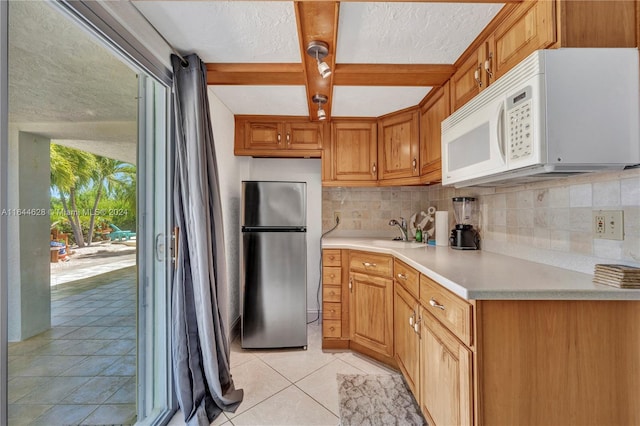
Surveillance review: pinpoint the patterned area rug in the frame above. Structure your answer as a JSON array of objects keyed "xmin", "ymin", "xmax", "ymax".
[{"xmin": 337, "ymin": 373, "xmax": 426, "ymax": 425}]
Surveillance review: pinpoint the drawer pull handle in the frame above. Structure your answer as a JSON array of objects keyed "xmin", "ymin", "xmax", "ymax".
[
  {"xmin": 429, "ymin": 298, "xmax": 445, "ymax": 310},
  {"xmin": 362, "ymin": 262, "xmax": 377, "ymax": 268},
  {"xmin": 397, "ymin": 273, "xmax": 407, "ymax": 280}
]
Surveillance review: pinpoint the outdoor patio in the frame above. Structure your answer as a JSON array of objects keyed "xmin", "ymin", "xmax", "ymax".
[{"xmin": 7, "ymin": 266, "xmax": 137, "ymax": 425}]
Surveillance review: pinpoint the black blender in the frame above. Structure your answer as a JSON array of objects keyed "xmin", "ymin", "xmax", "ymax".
[{"xmin": 450, "ymin": 197, "xmax": 480, "ymax": 250}]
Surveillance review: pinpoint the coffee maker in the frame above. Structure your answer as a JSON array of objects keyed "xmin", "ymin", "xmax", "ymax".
[{"xmin": 450, "ymin": 197, "xmax": 480, "ymax": 250}]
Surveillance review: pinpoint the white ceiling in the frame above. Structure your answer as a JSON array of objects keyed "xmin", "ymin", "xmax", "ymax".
[
  {"xmin": 332, "ymin": 86, "xmax": 432, "ymax": 117},
  {"xmin": 336, "ymin": 2, "xmax": 503, "ymax": 64},
  {"xmin": 133, "ymin": 1, "xmax": 504, "ymax": 117},
  {"xmin": 8, "ymin": 1, "xmax": 138, "ymax": 163},
  {"xmin": 9, "ymin": 1, "xmax": 506, "ymax": 144}
]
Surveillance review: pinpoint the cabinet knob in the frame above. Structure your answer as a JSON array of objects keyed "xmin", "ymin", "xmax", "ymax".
[
  {"xmin": 277, "ymin": 133, "xmax": 282, "ymax": 144},
  {"xmin": 429, "ymin": 298, "xmax": 445, "ymax": 310},
  {"xmin": 397, "ymin": 273, "xmax": 407, "ymax": 280},
  {"xmin": 372, "ymin": 162, "xmax": 377, "ymax": 176},
  {"xmin": 362, "ymin": 262, "xmax": 377, "ymax": 268},
  {"xmin": 412, "ymin": 157, "xmax": 417, "ymax": 170},
  {"xmin": 286, "ymin": 133, "xmax": 291, "ymax": 146}
]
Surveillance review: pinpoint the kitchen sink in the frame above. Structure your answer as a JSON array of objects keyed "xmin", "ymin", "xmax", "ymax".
[{"xmin": 371, "ymin": 239, "xmax": 425, "ymax": 249}]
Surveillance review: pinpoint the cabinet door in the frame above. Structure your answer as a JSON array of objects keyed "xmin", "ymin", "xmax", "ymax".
[
  {"xmin": 285, "ymin": 122, "xmax": 323, "ymax": 150},
  {"xmin": 450, "ymin": 45, "xmax": 486, "ymax": 112},
  {"xmin": 331, "ymin": 121, "xmax": 378, "ymax": 182},
  {"xmin": 349, "ymin": 272, "xmax": 393, "ymax": 357},
  {"xmin": 378, "ymin": 109, "xmax": 420, "ymax": 180},
  {"xmin": 420, "ymin": 309, "xmax": 473, "ymax": 426},
  {"xmin": 419, "ymin": 83, "xmax": 450, "ymax": 184},
  {"xmin": 488, "ymin": 0, "xmax": 555, "ymax": 82},
  {"xmin": 244, "ymin": 120, "xmax": 284, "ymax": 150},
  {"xmin": 394, "ymin": 283, "xmax": 420, "ymax": 398}
]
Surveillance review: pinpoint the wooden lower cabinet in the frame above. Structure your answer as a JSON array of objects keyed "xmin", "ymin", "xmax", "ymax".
[
  {"xmin": 393, "ymin": 283, "xmax": 420, "ymax": 397},
  {"xmin": 420, "ymin": 307, "xmax": 473, "ymax": 426},
  {"xmin": 349, "ymin": 271, "xmax": 394, "ymax": 358},
  {"xmin": 323, "ymin": 250, "xmax": 640, "ymax": 426},
  {"xmin": 476, "ymin": 300, "xmax": 640, "ymax": 426},
  {"xmin": 321, "ymin": 249, "xmax": 349, "ymax": 348}
]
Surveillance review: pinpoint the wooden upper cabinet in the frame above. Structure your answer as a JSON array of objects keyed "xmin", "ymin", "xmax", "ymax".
[
  {"xmin": 450, "ymin": 44, "xmax": 487, "ymax": 112},
  {"xmin": 329, "ymin": 120, "xmax": 378, "ymax": 183},
  {"xmin": 234, "ymin": 116, "xmax": 323, "ymax": 157},
  {"xmin": 487, "ymin": 0, "xmax": 555, "ymax": 83},
  {"xmin": 286, "ymin": 122, "xmax": 324, "ymax": 150},
  {"xmin": 377, "ymin": 109, "xmax": 420, "ymax": 183},
  {"xmin": 556, "ymin": 0, "xmax": 637, "ymax": 48},
  {"xmin": 244, "ymin": 120, "xmax": 283, "ymax": 150},
  {"xmin": 419, "ymin": 83, "xmax": 450, "ymax": 184}
]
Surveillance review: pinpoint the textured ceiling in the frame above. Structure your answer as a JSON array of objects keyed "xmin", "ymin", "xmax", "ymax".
[
  {"xmin": 132, "ymin": 1, "xmax": 301, "ymax": 63},
  {"xmin": 332, "ymin": 86, "xmax": 432, "ymax": 117},
  {"xmin": 8, "ymin": 1, "xmax": 138, "ymax": 162},
  {"xmin": 134, "ymin": 1, "xmax": 504, "ymax": 117},
  {"xmin": 210, "ymin": 85, "xmax": 309, "ymax": 116},
  {"xmin": 336, "ymin": 3, "xmax": 504, "ymax": 64}
]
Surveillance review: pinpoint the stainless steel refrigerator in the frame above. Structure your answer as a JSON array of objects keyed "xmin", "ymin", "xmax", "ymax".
[{"xmin": 240, "ymin": 181, "xmax": 307, "ymax": 349}]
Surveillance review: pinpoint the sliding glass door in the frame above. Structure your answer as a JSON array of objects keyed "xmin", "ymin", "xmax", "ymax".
[
  {"xmin": 1, "ymin": 2, "xmax": 175, "ymax": 424},
  {"xmin": 137, "ymin": 74, "xmax": 174, "ymax": 425}
]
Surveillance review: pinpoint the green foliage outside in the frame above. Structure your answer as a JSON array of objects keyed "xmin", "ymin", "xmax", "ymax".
[{"xmin": 50, "ymin": 143, "xmax": 136, "ymax": 246}]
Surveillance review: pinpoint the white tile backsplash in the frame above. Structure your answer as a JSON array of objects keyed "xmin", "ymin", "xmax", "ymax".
[
  {"xmin": 592, "ymin": 180, "xmax": 621, "ymax": 207},
  {"xmin": 323, "ymin": 167, "xmax": 640, "ymax": 273}
]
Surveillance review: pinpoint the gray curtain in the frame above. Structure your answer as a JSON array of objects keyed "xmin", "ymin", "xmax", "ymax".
[{"xmin": 171, "ymin": 53, "xmax": 243, "ymax": 425}]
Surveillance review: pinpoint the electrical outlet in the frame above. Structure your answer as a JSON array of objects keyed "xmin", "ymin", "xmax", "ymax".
[
  {"xmin": 593, "ymin": 210, "xmax": 624, "ymax": 240},
  {"xmin": 334, "ymin": 212, "xmax": 341, "ymax": 225}
]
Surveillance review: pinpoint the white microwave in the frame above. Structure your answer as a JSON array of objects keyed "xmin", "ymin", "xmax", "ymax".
[{"xmin": 442, "ymin": 48, "xmax": 640, "ymax": 188}]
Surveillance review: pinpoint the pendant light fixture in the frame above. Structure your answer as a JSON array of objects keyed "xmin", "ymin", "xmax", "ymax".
[
  {"xmin": 312, "ymin": 94, "xmax": 328, "ymax": 121},
  {"xmin": 306, "ymin": 41, "xmax": 332, "ymax": 79}
]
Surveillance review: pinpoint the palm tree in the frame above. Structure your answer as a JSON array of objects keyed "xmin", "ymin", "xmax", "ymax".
[
  {"xmin": 50, "ymin": 144, "xmax": 95, "ymax": 247},
  {"xmin": 86, "ymin": 157, "xmax": 136, "ymax": 245}
]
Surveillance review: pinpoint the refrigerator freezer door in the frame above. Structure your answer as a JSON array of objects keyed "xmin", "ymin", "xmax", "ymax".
[
  {"xmin": 241, "ymin": 230, "xmax": 307, "ymax": 348},
  {"xmin": 242, "ymin": 181, "xmax": 306, "ymax": 228}
]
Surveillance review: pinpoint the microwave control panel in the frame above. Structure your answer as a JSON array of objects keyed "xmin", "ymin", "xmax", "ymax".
[{"xmin": 507, "ymin": 86, "xmax": 533, "ymax": 162}]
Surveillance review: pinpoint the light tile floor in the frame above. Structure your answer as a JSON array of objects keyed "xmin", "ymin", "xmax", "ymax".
[
  {"xmin": 168, "ymin": 324, "xmax": 396, "ymax": 426},
  {"xmin": 8, "ymin": 266, "xmax": 137, "ymax": 426}
]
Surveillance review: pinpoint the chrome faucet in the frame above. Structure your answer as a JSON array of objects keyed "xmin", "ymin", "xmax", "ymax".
[{"xmin": 388, "ymin": 217, "xmax": 409, "ymax": 241}]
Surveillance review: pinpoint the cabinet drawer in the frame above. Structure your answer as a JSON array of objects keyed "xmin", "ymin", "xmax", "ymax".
[
  {"xmin": 394, "ymin": 259, "xmax": 419, "ymax": 299},
  {"xmin": 420, "ymin": 274, "xmax": 473, "ymax": 347},
  {"xmin": 323, "ymin": 302, "xmax": 341, "ymax": 320},
  {"xmin": 323, "ymin": 249, "xmax": 341, "ymax": 266},
  {"xmin": 323, "ymin": 319, "xmax": 342, "ymax": 338},
  {"xmin": 349, "ymin": 251, "xmax": 393, "ymax": 277},
  {"xmin": 323, "ymin": 267, "xmax": 342, "ymax": 285},
  {"xmin": 323, "ymin": 285, "xmax": 342, "ymax": 303}
]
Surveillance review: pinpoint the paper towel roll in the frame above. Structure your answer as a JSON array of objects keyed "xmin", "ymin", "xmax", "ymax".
[{"xmin": 435, "ymin": 211, "xmax": 449, "ymax": 246}]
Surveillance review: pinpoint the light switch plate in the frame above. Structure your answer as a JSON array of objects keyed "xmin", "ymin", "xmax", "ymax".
[{"xmin": 593, "ymin": 210, "xmax": 624, "ymax": 240}]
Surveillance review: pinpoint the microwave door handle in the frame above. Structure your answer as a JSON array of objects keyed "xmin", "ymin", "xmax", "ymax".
[{"xmin": 496, "ymin": 102, "xmax": 506, "ymax": 163}]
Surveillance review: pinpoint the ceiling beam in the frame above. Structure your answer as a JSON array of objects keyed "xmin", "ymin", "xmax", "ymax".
[
  {"xmin": 295, "ymin": 1, "xmax": 339, "ymax": 121},
  {"xmin": 206, "ymin": 63, "xmax": 305, "ymax": 85},
  {"xmin": 333, "ymin": 64, "xmax": 455, "ymax": 86}
]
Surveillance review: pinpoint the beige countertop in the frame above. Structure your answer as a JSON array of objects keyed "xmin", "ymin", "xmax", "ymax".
[{"xmin": 322, "ymin": 237, "xmax": 640, "ymax": 301}]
